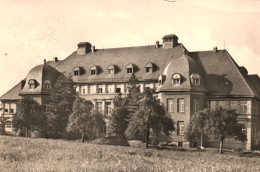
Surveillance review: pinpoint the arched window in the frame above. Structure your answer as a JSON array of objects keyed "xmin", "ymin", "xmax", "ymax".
[
  {"xmin": 43, "ymin": 80, "xmax": 52, "ymax": 90},
  {"xmin": 28, "ymin": 79, "xmax": 36, "ymax": 89},
  {"xmin": 90, "ymin": 65, "xmax": 98, "ymax": 75},
  {"xmin": 107, "ymin": 64, "xmax": 115, "ymax": 75},
  {"xmin": 172, "ymin": 74, "xmax": 181, "ymax": 85},
  {"xmin": 126, "ymin": 64, "xmax": 134, "ymax": 74},
  {"xmin": 190, "ymin": 73, "xmax": 200, "ymax": 85}
]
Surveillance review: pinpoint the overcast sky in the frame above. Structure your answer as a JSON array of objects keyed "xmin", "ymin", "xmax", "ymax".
[{"xmin": 0, "ymin": 0, "xmax": 259, "ymax": 97}]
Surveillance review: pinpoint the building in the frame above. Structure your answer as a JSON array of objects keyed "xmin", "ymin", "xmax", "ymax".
[{"xmin": 1, "ymin": 34, "xmax": 260, "ymax": 150}]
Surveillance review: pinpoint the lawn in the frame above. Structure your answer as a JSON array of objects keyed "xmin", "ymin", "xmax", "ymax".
[{"xmin": 0, "ymin": 135, "xmax": 259, "ymax": 172}]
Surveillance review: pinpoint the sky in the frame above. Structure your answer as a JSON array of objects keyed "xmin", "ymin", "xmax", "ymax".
[{"xmin": 0, "ymin": 0, "xmax": 259, "ymax": 97}]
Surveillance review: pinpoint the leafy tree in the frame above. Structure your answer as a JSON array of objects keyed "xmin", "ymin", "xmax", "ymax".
[
  {"xmin": 125, "ymin": 89, "xmax": 174, "ymax": 148},
  {"xmin": 13, "ymin": 96, "xmax": 47, "ymax": 137},
  {"xmin": 67, "ymin": 96, "xmax": 105, "ymax": 143},
  {"xmin": 186, "ymin": 109, "xmax": 210, "ymax": 148},
  {"xmin": 48, "ymin": 74, "xmax": 77, "ymax": 138},
  {"xmin": 110, "ymin": 93, "xmax": 129, "ymax": 138},
  {"xmin": 0, "ymin": 116, "xmax": 6, "ymax": 135}
]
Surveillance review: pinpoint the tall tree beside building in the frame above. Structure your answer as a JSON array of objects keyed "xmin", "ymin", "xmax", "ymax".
[
  {"xmin": 67, "ymin": 96, "xmax": 105, "ymax": 143},
  {"xmin": 48, "ymin": 75, "xmax": 77, "ymax": 138},
  {"xmin": 125, "ymin": 89, "xmax": 174, "ymax": 148},
  {"xmin": 110, "ymin": 93, "xmax": 129, "ymax": 138},
  {"xmin": 13, "ymin": 96, "xmax": 47, "ymax": 137},
  {"xmin": 185, "ymin": 109, "xmax": 210, "ymax": 148},
  {"xmin": 207, "ymin": 107, "xmax": 246, "ymax": 154}
]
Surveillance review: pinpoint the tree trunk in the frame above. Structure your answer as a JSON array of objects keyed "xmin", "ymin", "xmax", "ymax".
[
  {"xmin": 219, "ymin": 139, "xmax": 224, "ymax": 154},
  {"xmin": 26, "ymin": 127, "xmax": 28, "ymax": 138},
  {"xmin": 200, "ymin": 133, "xmax": 203, "ymax": 148},
  {"xmin": 81, "ymin": 132, "xmax": 85, "ymax": 143},
  {"xmin": 146, "ymin": 122, "xmax": 150, "ymax": 149}
]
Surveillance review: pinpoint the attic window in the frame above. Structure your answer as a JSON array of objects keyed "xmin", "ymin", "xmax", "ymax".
[
  {"xmin": 28, "ymin": 79, "xmax": 36, "ymax": 89},
  {"xmin": 43, "ymin": 80, "xmax": 51, "ymax": 90},
  {"xmin": 190, "ymin": 73, "xmax": 200, "ymax": 85},
  {"xmin": 90, "ymin": 65, "xmax": 98, "ymax": 75},
  {"xmin": 73, "ymin": 67, "xmax": 81, "ymax": 76},
  {"xmin": 126, "ymin": 64, "xmax": 134, "ymax": 74},
  {"xmin": 172, "ymin": 74, "xmax": 181, "ymax": 85},
  {"xmin": 144, "ymin": 62, "xmax": 153, "ymax": 73},
  {"xmin": 107, "ymin": 64, "xmax": 115, "ymax": 74}
]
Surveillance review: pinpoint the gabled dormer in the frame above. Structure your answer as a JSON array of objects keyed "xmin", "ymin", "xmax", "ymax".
[
  {"xmin": 144, "ymin": 62, "xmax": 154, "ymax": 73},
  {"xmin": 90, "ymin": 65, "xmax": 98, "ymax": 75},
  {"xmin": 107, "ymin": 64, "xmax": 116, "ymax": 75},
  {"xmin": 126, "ymin": 63, "xmax": 134, "ymax": 74}
]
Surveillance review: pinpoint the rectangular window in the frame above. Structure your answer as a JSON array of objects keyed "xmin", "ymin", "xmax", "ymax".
[
  {"xmin": 167, "ymin": 99, "xmax": 174, "ymax": 112},
  {"xmin": 44, "ymin": 105, "xmax": 50, "ymax": 113},
  {"xmin": 98, "ymin": 85, "xmax": 103, "ymax": 94},
  {"xmin": 10, "ymin": 109, "xmax": 14, "ymax": 114},
  {"xmin": 230, "ymin": 101, "xmax": 238, "ymax": 112},
  {"xmin": 91, "ymin": 70, "xmax": 96, "ymax": 75},
  {"xmin": 240, "ymin": 101, "xmax": 248, "ymax": 114},
  {"xmin": 108, "ymin": 69, "xmax": 114, "ymax": 74},
  {"xmin": 210, "ymin": 101, "xmax": 218, "ymax": 110},
  {"xmin": 89, "ymin": 85, "xmax": 96, "ymax": 94},
  {"xmin": 193, "ymin": 99, "xmax": 199, "ymax": 113},
  {"xmin": 145, "ymin": 67, "xmax": 152, "ymax": 73},
  {"xmin": 96, "ymin": 102, "xmax": 103, "ymax": 113},
  {"xmin": 218, "ymin": 101, "xmax": 227, "ymax": 109},
  {"xmin": 74, "ymin": 70, "xmax": 79, "ymax": 76},
  {"xmin": 105, "ymin": 102, "xmax": 112, "ymax": 116},
  {"xmin": 107, "ymin": 85, "xmax": 113, "ymax": 93},
  {"xmin": 144, "ymin": 83, "xmax": 151, "ymax": 90},
  {"xmin": 127, "ymin": 68, "xmax": 133, "ymax": 74},
  {"xmin": 4, "ymin": 109, "xmax": 8, "ymax": 113},
  {"xmin": 178, "ymin": 99, "xmax": 185, "ymax": 112},
  {"xmin": 177, "ymin": 121, "xmax": 184, "ymax": 135},
  {"xmin": 116, "ymin": 88, "xmax": 121, "ymax": 93}
]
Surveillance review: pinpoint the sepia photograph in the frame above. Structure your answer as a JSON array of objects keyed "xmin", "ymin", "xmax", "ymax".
[{"xmin": 0, "ymin": 0, "xmax": 260, "ymax": 171}]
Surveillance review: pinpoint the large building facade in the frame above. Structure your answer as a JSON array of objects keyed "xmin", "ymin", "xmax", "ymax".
[{"xmin": 1, "ymin": 34, "xmax": 260, "ymax": 150}]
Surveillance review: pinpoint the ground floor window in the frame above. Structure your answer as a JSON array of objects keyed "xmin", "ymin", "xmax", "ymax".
[{"xmin": 177, "ymin": 121, "xmax": 184, "ymax": 135}]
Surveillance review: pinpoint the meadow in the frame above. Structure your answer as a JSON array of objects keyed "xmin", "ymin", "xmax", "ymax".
[{"xmin": 0, "ymin": 135, "xmax": 260, "ymax": 172}]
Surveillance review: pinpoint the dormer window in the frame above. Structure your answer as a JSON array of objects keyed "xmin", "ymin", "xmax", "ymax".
[
  {"xmin": 158, "ymin": 75, "xmax": 163, "ymax": 86},
  {"xmin": 73, "ymin": 67, "xmax": 81, "ymax": 76},
  {"xmin": 144, "ymin": 62, "xmax": 153, "ymax": 73},
  {"xmin": 90, "ymin": 65, "xmax": 98, "ymax": 75},
  {"xmin": 43, "ymin": 80, "xmax": 51, "ymax": 90},
  {"xmin": 126, "ymin": 64, "xmax": 134, "ymax": 74},
  {"xmin": 190, "ymin": 73, "xmax": 200, "ymax": 85},
  {"xmin": 107, "ymin": 64, "xmax": 115, "ymax": 75},
  {"xmin": 28, "ymin": 79, "xmax": 36, "ymax": 89},
  {"xmin": 172, "ymin": 74, "xmax": 181, "ymax": 85}
]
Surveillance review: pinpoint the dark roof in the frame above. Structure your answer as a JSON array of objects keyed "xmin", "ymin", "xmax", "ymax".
[
  {"xmin": 190, "ymin": 50, "xmax": 259, "ymax": 98},
  {"xmin": 162, "ymin": 34, "xmax": 178, "ymax": 39},
  {"xmin": 46, "ymin": 60, "xmax": 63, "ymax": 68},
  {"xmin": 247, "ymin": 75, "xmax": 260, "ymax": 97},
  {"xmin": 77, "ymin": 42, "xmax": 92, "ymax": 46},
  {"xmin": 0, "ymin": 82, "xmax": 22, "ymax": 101},
  {"xmin": 54, "ymin": 44, "xmax": 186, "ymax": 83}
]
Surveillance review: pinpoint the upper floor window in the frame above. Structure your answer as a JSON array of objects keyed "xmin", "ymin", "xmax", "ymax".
[
  {"xmin": 126, "ymin": 64, "xmax": 134, "ymax": 74},
  {"xmin": 172, "ymin": 74, "xmax": 181, "ymax": 85},
  {"xmin": 193, "ymin": 99, "xmax": 199, "ymax": 113},
  {"xmin": 89, "ymin": 85, "xmax": 96, "ymax": 94},
  {"xmin": 190, "ymin": 73, "xmax": 200, "ymax": 85},
  {"xmin": 98, "ymin": 85, "xmax": 103, "ymax": 94},
  {"xmin": 107, "ymin": 85, "xmax": 113, "ymax": 93},
  {"xmin": 107, "ymin": 64, "xmax": 115, "ymax": 75},
  {"xmin": 178, "ymin": 98, "xmax": 185, "ymax": 112},
  {"xmin": 144, "ymin": 62, "xmax": 153, "ymax": 73},
  {"xmin": 167, "ymin": 99, "xmax": 174, "ymax": 112},
  {"xmin": 177, "ymin": 121, "xmax": 184, "ymax": 135},
  {"xmin": 43, "ymin": 80, "xmax": 51, "ymax": 90},
  {"xmin": 90, "ymin": 65, "xmax": 98, "ymax": 75},
  {"xmin": 28, "ymin": 79, "xmax": 36, "ymax": 89}
]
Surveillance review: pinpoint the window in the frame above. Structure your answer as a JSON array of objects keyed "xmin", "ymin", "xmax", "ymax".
[
  {"xmin": 43, "ymin": 80, "xmax": 51, "ymax": 90},
  {"xmin": 210, "ymin": 101, "xmax": 218, "ymax": 110},
  {"xmin": 28, "ymin": 79, "xmax": 36, "ymax": 89},
  {"xmin": 144, "ymin": 83, "xmax": 150, "ymax": 90},
  {"xmin": 74, "ymin": 70, "xmax": 79, "ymax": 76},
  {"xmin": 167, "ymin": 99, "xmax": 174, "ymax": 112},
  {"xmin": 158, "ymin": 75, "xmax": 163, "ymax": 86},
  {"xmin": 96, "ymin": 102, "xmax": 102, "ymax": 113},
  {"xmin": 127, "ymin": 68, "xmax": 133, "ymax": 74},
  {"xmin": 144, "ymin": 62, "xmax": 153, "ymax": 73},
  {"xmin": 10, "ymin": 109, "xmax": 14, "ymax": 114},
  {"xmin": 105, "ymin": 102, "xmax": 112, "ymax": 116},
  {"xmin": 5, "ymin": 121, "xmax": 12, "ymax": 128},
  {"xmin": 116, "ymin": 88, "xmax": 121, "ymax": 93},
  {"xmin": 44, "ymin": 105, "xmax": 50, "ymax": 113},
  {"xmin": 107, "ymin": 85, "xmax": 113, "ymax": 93},
  {"xmin": 98, "ymin": 85, "xmax": 103, "ymax": 94},
  {"xmin": 172, "ymin": 74, "xmax": 181, "ymax": 85},
  {"xmin": 73, "ymin": 67, "xmax": 81, "ymax": 76},
  {"xmin": 178, "ymin": 99, "xmax": 185, "ymax": 112},
  {"xmin": 190, "ymin": 73, "xmax": 200, "ymax": 85},
  {"xmin": 240, "ymin": 101, "xmax": 248, "ymax": 114},
  {"xmin": 4, "ymin": 109, "xmax": 8, "ymax": 113},
  {"xmin": 145, "ymin": 67, "xmax": 152, "ymax": 73},
  {"xmin": 91, "ymin": 70, "xmax": 96, "ymax": 75},
  {"xmin": 193, "ymin": 99, "xmax": 199, "ymax": 113},
  {"xmin": 108, "ymin": 69, "xmax": 114, "ymax": 74},
  {"xmin": 177, "ymin": 121, "xmax": 184, "ymax": 135},
  {"xmin": 126, "ymin": 64, "xmax": 134, "ymax": 74},
  {"xmin": 82, "ymin": 88, "xmax": 86, "ymax": 94},
  {"xmin": 90, "ymin": 65, "xmax": 98, "ymax": 75},
  {"xmin": 89, "ymin": 85, "xmax": 96, "ymax": 94}
]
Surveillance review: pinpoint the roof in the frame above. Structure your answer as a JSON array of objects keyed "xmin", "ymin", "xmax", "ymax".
[
  {"xmin": 190, "ymin": 50, "xmax": 259, "ymax": 98},
  {"xmin": 77, "ymin": 42, "xmax": 92, "ymax": 46},
  {"xmin": 162, "ymin": 34, "xmax": 178, "ymax": 39},
  {"xmin": 0, "ymin": 82, "xmax": 22, "ymax": 101},
  {"xmin": 46, "ymin": 60, "xmax": 63, "ymax": 68},
  {"xmin": 54, "ymin": 44, "xmax": 186, "ymax": 83}
]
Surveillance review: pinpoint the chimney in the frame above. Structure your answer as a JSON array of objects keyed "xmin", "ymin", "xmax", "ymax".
[
  {"xmin": 91, "ymin": 46, "xmax": 95, "ymax": 53},
  {"xmin": 44, "ymin": 59, "xmax": 46, "ymax": 64},
  {"xmin": 162, "ymin": 34, "xmax": 179, "ymax": 49},
  {"xmin": 54, "ymin": 57, "xmax": 58, "ymax": 62},
  {"xmin": 155, "ymin": 41, "xmax": 159, "ymax": 48},
  {"xmin": 77, "ymin": 42, "xmax": 92, "ymax": 55},
  {"xmin": 213, "ymin": 46, "xmax": 218, "ymax": 52}
]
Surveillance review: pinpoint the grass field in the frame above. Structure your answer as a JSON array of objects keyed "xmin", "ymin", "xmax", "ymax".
[{"xmin": 0, "ymin": 135, "xmax": 260, "ymax": 172}]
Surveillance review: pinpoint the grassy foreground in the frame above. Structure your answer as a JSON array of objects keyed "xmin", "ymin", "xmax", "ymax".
[{"xmin": 0, "ymin": 136, "xmax": 260, "ymax": 172}]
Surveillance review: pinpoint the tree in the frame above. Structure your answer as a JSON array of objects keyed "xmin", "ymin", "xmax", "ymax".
[
  {"xmin": 67, "ymin": 96, "xmax": 105, "ymax": 143},
  {"xmin": 48, "ymin": 75, "xmax": 77, "ymax": 138},
  {"xmin": 13, "ymin": 96, "xmax": 47, "ymax": 137},
  {"xmin": 186, "ymin": 109, "xmax": 210, "ymax": 148},
  {"xmin": 125, "ymin": 89, "xmax": 174, "ymax": 148},
  {"xmin": 207, "ymin": 107, "xmax": 246, "ymax": 154},
  {"xmin": 110, "ymin": 93, "xmax": 129, "ymax": 138}
]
